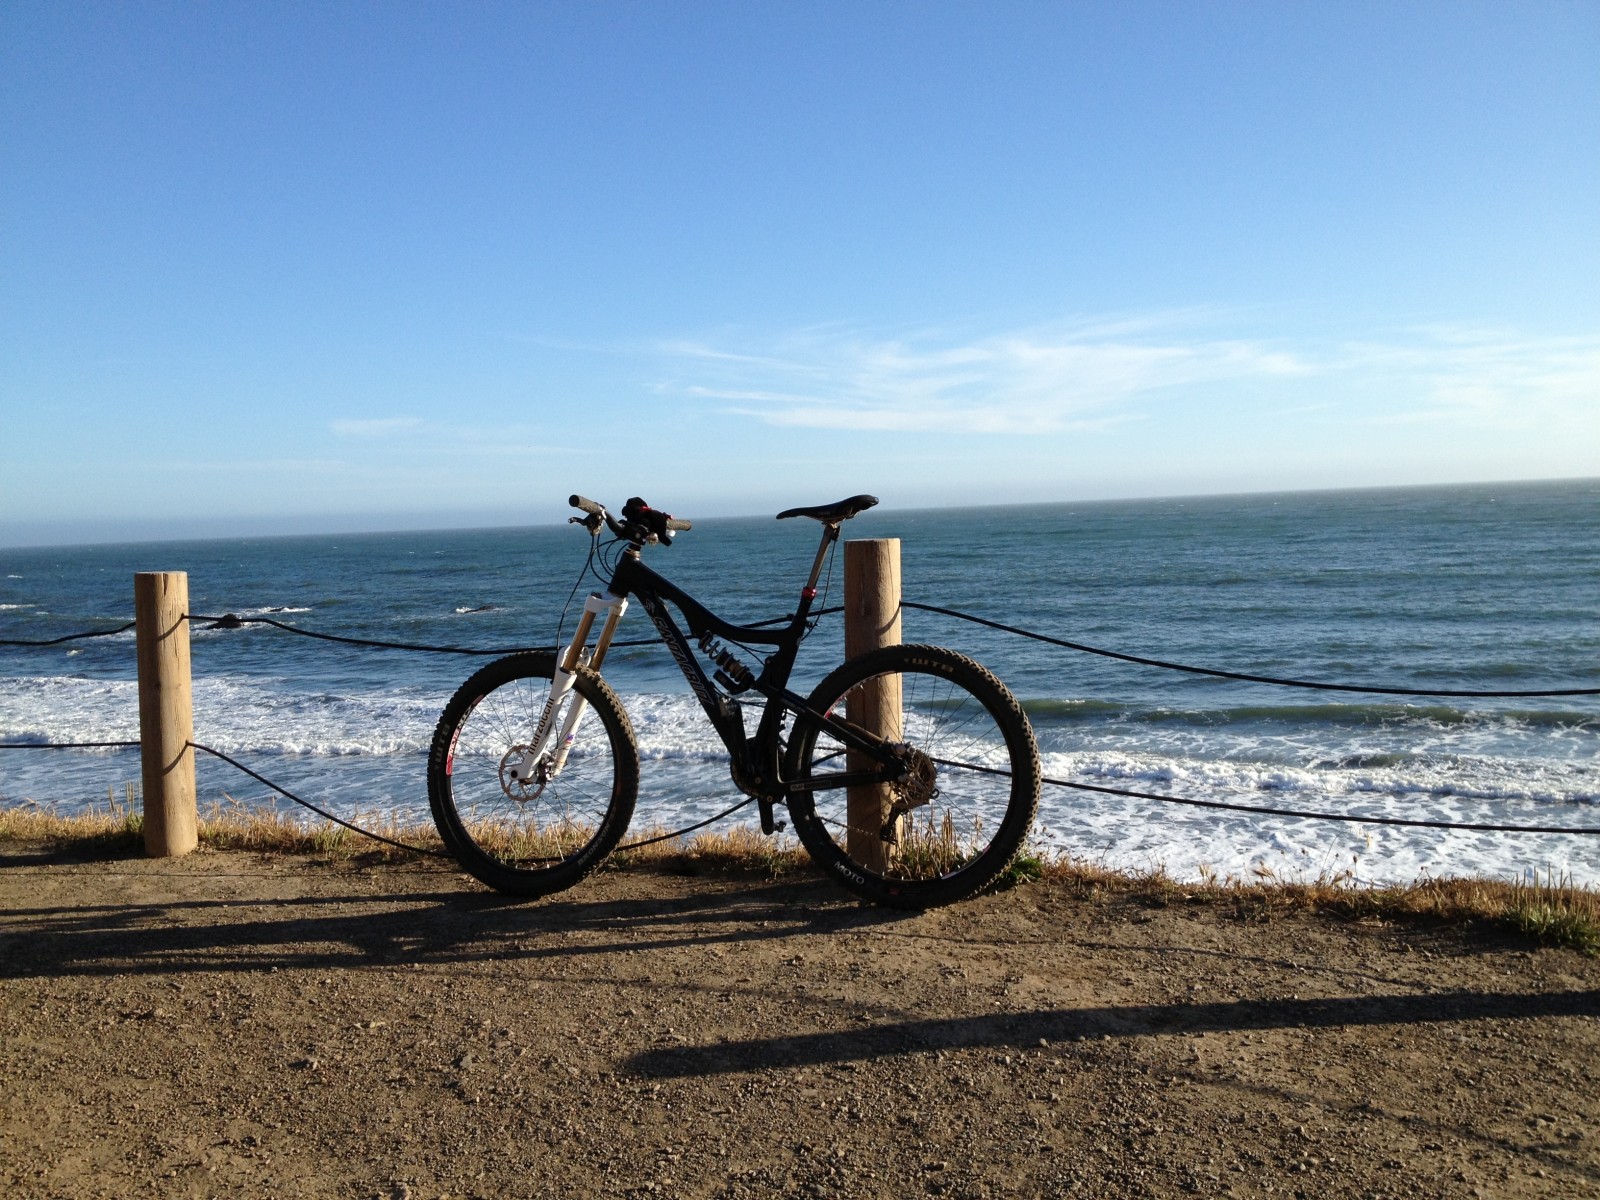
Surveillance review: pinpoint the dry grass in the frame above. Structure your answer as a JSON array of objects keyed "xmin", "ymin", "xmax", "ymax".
[
  {"xmin": 613, "ymin": 822, "xmax": 811, "ymax": 880},
  {"xmin": 3, "ymin": 801, "xmax": 1596, "ymax": 953},
  {"xmin": 0, "ymin": 786, "xmax": 149, "ymax": 853},
  {"xmin": 0, "ymin": 792, "xmax": 447, "ymax": 863},
  {"xmin": 1027, "ymin": 853, "xmax": 1600, "ymax": 954}
]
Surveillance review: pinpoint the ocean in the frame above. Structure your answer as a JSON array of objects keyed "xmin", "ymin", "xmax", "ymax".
[{"xmin": 3, "ymin": 479, "xmax": 1597, "ymax": 886}]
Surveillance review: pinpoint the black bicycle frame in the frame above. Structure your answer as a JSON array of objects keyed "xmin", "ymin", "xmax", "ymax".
[{"xmin": 599, "ymin": 544, "xmax": 901, "ymax": 831}]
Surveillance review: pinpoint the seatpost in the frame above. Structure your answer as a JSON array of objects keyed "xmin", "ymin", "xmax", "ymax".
[{"xmin": 801, "ymin": 523, "xmax": 841, "ymax": 600}]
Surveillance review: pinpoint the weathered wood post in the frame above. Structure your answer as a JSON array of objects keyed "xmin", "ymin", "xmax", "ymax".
[
  {"xmin": 843, "ymin": 539, "xmax": 902, "ymax": 873},
  {"xmin": 135, "ymin": 571, "xmax": 197, "ymax": 857}
]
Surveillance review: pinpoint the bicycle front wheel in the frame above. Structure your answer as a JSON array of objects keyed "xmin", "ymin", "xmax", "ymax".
[
  {"xmin": 428, "ymin": 652, "xmax": 639, "ymax": 898},
  {"xmin": 784, "ymin": 643, "xmax": 1040, "ymax": 909}
]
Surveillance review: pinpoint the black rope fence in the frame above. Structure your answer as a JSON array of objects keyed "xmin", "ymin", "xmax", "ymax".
[
  {"xmin": 13, "ymin": 603, "xmax": 1597, "ymax": 696},
  {"xmin": 188, "ymin": 741, "xmax": 448, "ymax": 858},
  {"xmin": 190, "ymin": 613, "xmax": 565, "ymax": 656},
  {"xmin": 184, "ymin": 609, "xmax": 829, "ymax": 655},
  {"xmin": 1041, "ymin": 773, "xmax": 1600, "ymax": 836},
  {"xmin": 904, "ymin": 601, "xmax": 1600, "ymax": 698},
  {"xmin": 615, "ymin": 797, "xmax": 757, "ymax": 852},
  {"xmin": 192, "ymin": 741, "xmax": 756, "ymax": 856},
  {"xmin": 0, "ymin": 741, "xmax": 139, "ymax": 750},
  {"xmin": 5, "ymin": 600, "xmax": 1598, "ymax": 849},
  {"xmin": 0, "ymin": 622, "xmax": 135, "ymax": 647}
]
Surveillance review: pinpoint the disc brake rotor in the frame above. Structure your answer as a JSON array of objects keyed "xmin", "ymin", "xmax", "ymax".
[{"xmin": 499, "ymin": 745, "xmax": 549, "ymax": 802}]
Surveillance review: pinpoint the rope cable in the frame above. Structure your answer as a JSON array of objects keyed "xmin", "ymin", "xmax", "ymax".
[
  {"xmin": 1042, "ymin": 773, "xmax": 1600, "ymax": 836},
  {"xmin": 0, "ymin": 622, "xmax": 135, "ymax": 647},
  {"xmin": 903, "ymin": 601, "xmax": 1600, "ymax": 698},
  {"xmin": 0, "ymin": 740, "xmax": 140, "ymax": 750},
  {"xmin": 186, "ymin": 614, "xmax": 553, "ymax": 656},
  {"xmin": 0, "ymin": 740, "xmax": 759, "ymax": 858},
  {"xmin": 5, "ymin": 601, "xmax": 1592, "ymax": 697},
  {"xmin": 184, "ymin": 614, "xmax": 665, "ymax": 655},
  {"xmin": 929, "ymin": 755, "xmax": 1600, "ymax": 836},
  {"xmin": 615, "ymin": 797, "xmax": 757, "ymax": 852},
  {"xmin": 4, "ymin": 740, "xmax": 1596, "ymax": 844},
  {"xmin": 187, "ymin": 741, "xmax": 450, "ymax": 858}
]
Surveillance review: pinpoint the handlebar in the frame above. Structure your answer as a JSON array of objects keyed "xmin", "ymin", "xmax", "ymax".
[{"xmin": 568, "ymin": 495, "xmax": 691, "ymax": 544}]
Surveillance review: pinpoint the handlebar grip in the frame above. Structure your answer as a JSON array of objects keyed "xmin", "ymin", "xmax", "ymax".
[
  {"xmin": 665, "ymin": 518, "xmax": 692, "ymax": 532},
  {"xmin": 569, "ymin": 494, "xmax": 604, "ymax": 516}
]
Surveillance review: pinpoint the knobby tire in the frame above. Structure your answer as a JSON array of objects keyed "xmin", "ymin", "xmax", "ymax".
[
  {"xmin": 784, "ymin": 644, "xmax": 1041, "ymax": 909},
  {"xmin": 428, "ymin": 652, "xmax": 639, "ymax": 898}
]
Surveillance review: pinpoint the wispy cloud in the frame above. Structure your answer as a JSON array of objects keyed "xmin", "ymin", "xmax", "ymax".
[
  {"xmin": 1342, "ymin": 326, "xmax": 1600, "ymax": 429},
  {"xmin": 654, "ymin": 319, "xmax": 1310, "ymax": 433},
  {"xmin": 652, "ymin": 318, "xmax": 1600, "ymax": 437}
]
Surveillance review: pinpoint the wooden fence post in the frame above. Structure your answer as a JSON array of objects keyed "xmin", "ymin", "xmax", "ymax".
[
  {"xmin": 843, "ymin": 539, "xmax": 902, "ymax": 873},
  {"xmin": 135, "ymin": 572, "xmax": 197, "ymax": 857}
]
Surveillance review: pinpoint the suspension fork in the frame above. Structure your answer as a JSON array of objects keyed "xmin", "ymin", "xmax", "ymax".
[{"xmin": 531, "ymin": 591, "xmax": 628, "ymax": 774}]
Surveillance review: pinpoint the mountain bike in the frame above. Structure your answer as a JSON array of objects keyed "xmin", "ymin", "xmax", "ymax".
[{"xmin": 427, "ymin": 494, "xmax": 1040, "ymax": 909}]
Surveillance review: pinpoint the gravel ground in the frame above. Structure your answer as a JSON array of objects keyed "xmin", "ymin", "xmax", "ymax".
[{"xmin": 2, "ymin": 844, "xmax": 1597, "ymax": 1199}]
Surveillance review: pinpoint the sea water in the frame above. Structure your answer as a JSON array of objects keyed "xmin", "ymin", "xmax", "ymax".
[{"xmin": 3, "ymin": 480, "xmax": 1597, "ymax": 886}]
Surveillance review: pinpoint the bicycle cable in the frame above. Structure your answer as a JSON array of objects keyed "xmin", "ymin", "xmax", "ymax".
[
  {"xmin": 804, "ymin": 536, "xmax": 839, "ymax": 641},
  {"xmin": 552, "ymin": 533, "xmax": 599, "ymax": 654}
]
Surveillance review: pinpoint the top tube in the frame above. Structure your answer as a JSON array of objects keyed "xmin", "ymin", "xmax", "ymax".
[{"xmin": 607, "ymin": 552, "xmax": 802, "ymax": 648}]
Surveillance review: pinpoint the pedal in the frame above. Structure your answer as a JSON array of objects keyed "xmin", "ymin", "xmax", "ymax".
[{"xmin": 756, "ymin": 796, "xmax": 786, "ymax": 835}]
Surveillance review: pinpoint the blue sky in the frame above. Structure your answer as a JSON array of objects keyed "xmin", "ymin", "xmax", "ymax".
[{"xmin": 2, "ymin": 1, "xmax": 1597, "ymax": 545}]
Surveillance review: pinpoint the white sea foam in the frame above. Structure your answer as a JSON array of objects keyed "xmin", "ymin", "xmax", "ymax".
[
  {"xmin": 0, "ymin": 673, "xmax": 440, "ymax": 755},
  {"xmin": 1031, "ymin": 748, "xmax": 1600, "ymax": 885},
  {"xmin": 4, "ymin": 671, "xmax": 1598, "ymax": 886}
]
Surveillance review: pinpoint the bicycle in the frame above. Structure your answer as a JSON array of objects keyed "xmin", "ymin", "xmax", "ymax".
[{"xmin": 427, "ymin": 494, "xmax": 1041, "ymax": 909}]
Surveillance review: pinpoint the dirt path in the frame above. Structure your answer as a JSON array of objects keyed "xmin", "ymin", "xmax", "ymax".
[{"xmin": 1, "ymin": 845, "xmax": 1597, "ymax": 1199}]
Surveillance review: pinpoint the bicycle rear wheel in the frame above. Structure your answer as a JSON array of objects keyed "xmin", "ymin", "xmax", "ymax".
[
  {"xmin": 428, "ymin": 652, "xmax": 639, "ymax": 898},
  {"xmin": 784, "ymin": 643, "xmax": 1040, "ymax": 909}
]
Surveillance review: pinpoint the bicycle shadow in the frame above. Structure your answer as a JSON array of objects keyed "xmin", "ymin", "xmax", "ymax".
[{"xmin": 0, "ymin": 866, "xmax": 903, "ymax": 982}]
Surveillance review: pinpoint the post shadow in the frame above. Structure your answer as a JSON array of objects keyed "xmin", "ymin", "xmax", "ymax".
[{"xmin": 625, "ymin": 987, "xmax": 1600, "ymax": 1077}]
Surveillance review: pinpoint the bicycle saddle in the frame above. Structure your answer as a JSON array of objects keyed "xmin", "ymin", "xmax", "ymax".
[{"xmin": 775, "ymin": 494, "xmax": 879, "ymax": 523}]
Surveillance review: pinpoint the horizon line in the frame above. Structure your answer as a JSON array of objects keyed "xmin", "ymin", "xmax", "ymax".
[{"xmin": 3, "ymin": 474, "xmax": 1596, "ymax": 553}]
